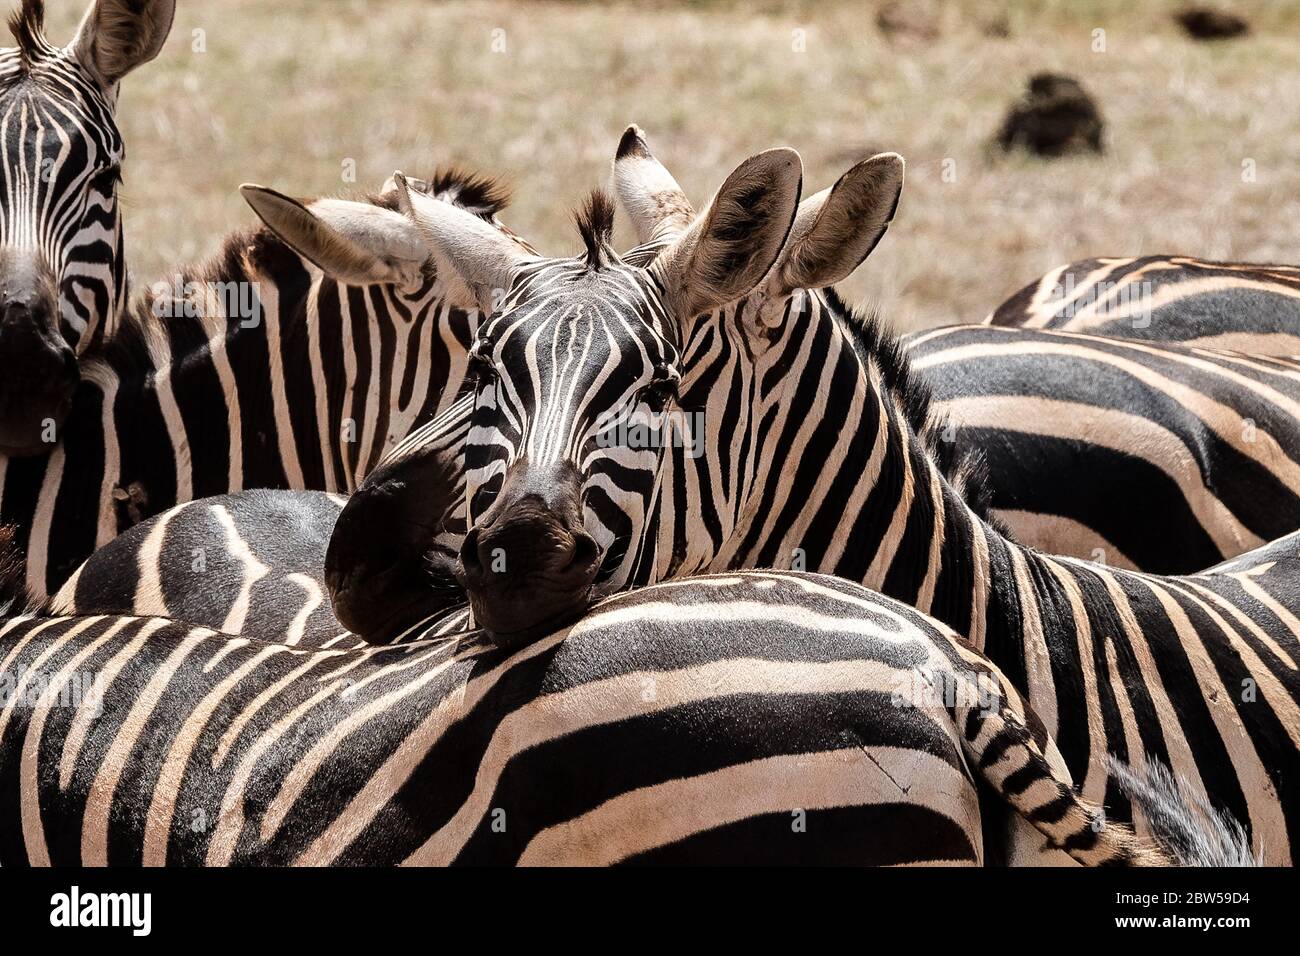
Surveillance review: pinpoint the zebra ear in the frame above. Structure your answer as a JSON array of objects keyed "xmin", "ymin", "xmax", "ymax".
[
  {"xmin": 392, "ymin": 172, "xmax": 532, "ymax": 314},
  {"xmin": 380, "ymin": 174, "xmax": 431, "ymax": 198},
  {"xmin": 240, "ymin": 185, "xmax": 428, "ymax": 287},
  {"xmin": 69, "ymin": 0, "xmax": 177, "ymax": 87},
  {"xmin": 769, "ymin": 153, "xmax": 904, "ymax": 297},
  {"xmin": 655, "ymin": 148, "xmax": 803, "ymax": 320},
  {"xmin": 610, "ymin": 125, "xmax": 695, "ymax": 245}
]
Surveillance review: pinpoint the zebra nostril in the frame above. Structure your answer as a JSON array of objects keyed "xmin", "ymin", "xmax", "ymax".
[
  {"xmin": 0, "ymin": 302, "xmax": 31, "ymax": 329},
  {"xmin": 568, "ymin": 533, "xmax": 601, "ymax": 573},
  {"xmin": 460, "ymin": 528, "xmax": 484, "ymax": 573}
]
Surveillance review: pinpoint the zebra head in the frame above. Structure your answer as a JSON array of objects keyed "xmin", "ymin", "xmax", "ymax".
[
  {"xmin": 392, "ymin": 142, "xmax": 805, "ymax": 641},
  {"xmin": 0, "ymin": 0, "xmax": 174, "ymax": 456}
]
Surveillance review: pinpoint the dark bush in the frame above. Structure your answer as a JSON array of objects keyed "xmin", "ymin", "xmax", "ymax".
[{"xmin": 997, "ymin": 73, "xmax": 1104, "ymax": 158}]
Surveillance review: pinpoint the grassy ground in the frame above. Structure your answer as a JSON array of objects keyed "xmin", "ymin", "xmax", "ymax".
[{"xmin": 38, "ymin": 0, "xmax": 1300, "ymax": 331}]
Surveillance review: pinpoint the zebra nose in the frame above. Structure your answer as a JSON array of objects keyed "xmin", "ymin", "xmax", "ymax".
[
  {"xmin": 460, "ymin": 506, "xmax": 602, "ymax": 587},
  {"xmin": 0, "ymin": 303, "xmax": 75, "ymax": 381},
  {"xmin": 0, "ymin": 299, "xmax": 42, "ymax": 328},
  {"xmin": 457, "ymin": 492, "xmax": 604, "ymax": 647}
]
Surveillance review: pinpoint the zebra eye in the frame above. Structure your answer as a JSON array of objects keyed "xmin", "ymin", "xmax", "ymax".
[
  {"xmin": 645, "ymin": 366, "xmax": 680, "ymax": 403},
  {"xmin": 89, "ymin": 164, "xmax": 123, "ymax": 191}
]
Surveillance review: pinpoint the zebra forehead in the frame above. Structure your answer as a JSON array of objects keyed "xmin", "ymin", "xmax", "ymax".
[
  {"xmin": 0, "ymin": 85, "xmax": 122, "ymax": 172},
  {"xmin": 496, "ymin": 281, "xmax": 676, "ymax": 359},
  {"xmin": 502, "ymin": 259, "xmax": 673, "ymax": 332},
  {"xmin": 0, "ymin": 49, "xmax": 118, "ymax": 133}
]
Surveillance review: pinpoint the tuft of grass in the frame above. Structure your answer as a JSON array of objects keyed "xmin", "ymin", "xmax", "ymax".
[{"xmin": 38, "ymin": 0, "xmax": 1300, "ymax": 331}]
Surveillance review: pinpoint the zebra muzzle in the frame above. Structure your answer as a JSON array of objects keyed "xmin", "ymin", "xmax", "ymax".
[{"xmin": 458, "ymin": 507, "xmax": 603, "ymax": 647}]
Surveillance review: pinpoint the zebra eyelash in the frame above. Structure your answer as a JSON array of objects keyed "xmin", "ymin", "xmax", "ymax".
[
  {"xmin": 87, "ymin": 163, "xmax": 123, "ymax": 192},
  {"xmin": 643, "ymin": 365, "xmax": 680, "ymax": 405}
]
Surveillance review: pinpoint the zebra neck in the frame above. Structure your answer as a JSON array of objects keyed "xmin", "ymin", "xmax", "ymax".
[{"xmin": 674, "ymin": 309, "xmax": 1001, "ymax": 644}]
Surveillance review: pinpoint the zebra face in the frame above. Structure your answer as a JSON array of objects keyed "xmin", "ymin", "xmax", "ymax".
[
  {"xmin": 393, "ymin": 148, "xmax": 804, "ymax": 640},
  {"xmin": 457, "ymin": 258, "xmax": 683, "ymax": 639},
  {"xmin": 0, "ymin": 0, "xmax": 176, "ymax": 456}
]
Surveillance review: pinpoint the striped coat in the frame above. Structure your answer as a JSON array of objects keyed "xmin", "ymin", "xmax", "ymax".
[
  {"xmin": 1, "ymin": 172, "xmax": 509, "ymax": 597},
  {"xmin": 905, "ymin": 324, "xmax": 1300, "ymax": 572},
  {"xmin": 392, "ymin": 131, "xmax": 1300, "ymax": 862},
  {"xmin": 0, "ymin": 565, "xmax": 1183, "ymax": 866},
  {"xmin": 988, "ymin": 255, "xmax": 1300, "ymax": 355}
]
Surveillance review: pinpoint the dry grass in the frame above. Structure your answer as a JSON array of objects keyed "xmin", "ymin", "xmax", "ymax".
[{"xmin": 36, "ymin": 0, "xmax": 1300, "ymax": 331}]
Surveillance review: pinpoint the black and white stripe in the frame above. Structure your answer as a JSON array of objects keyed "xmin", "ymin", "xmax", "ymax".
[
  {"xmin": 988, "ymin": 255, "xmax": 1300, "ymax": 355},
  {"xmin": 905, "ymin": 323, "xmax": 1300, "ymax": 572},
  {"xmin": 50, "ymin": 394, "xmax": 477, "ymax": 646},
  {"xmin": 52, "ymin": 488, "xmax": 351, "ymax": 645},
  {"xmin": 394, "ymin": 129, "xmax": 1299, "ymax": 862},
  {"xmin": 0, "ymin": 538, "xmax": 1190, "ymax": 867}
]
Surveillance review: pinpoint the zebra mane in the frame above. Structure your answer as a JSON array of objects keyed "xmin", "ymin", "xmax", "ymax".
[
  {"xmin": 419, "ymin": 166, "xmax": 512, "ymax": 221},
  {"xmin": 7, "ymin": 0, "xmax": 49, "ymax": 70},
  {"xmin": 0, "ymin": 524, "xmax": 31, "ymax": 618},
  {"xmin": 823, "ymin": 287, "xmax": 1002, "ymax": 526},
  {"xmin": 573, "ymin": 189, "xmax": 618, "ymax": 269}
]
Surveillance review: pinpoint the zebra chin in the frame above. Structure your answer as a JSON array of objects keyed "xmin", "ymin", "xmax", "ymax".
[
  {"xmin": 464, "ymin": 583, "xmax": 596, "ymax": 651},
  {"xmin": 457, "ymin": 525, "xmax": 603, "ymax": 648}
]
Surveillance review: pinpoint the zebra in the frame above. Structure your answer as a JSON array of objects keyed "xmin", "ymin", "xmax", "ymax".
[
  {"xmin": 986, "ymin": 255, "xmax": 1300, "ymax": 355},
  {"xmin": 0, "ymin": 0, "xmax": 174, "ymax": 457},
  {"xmin": 1, "ymin": 164, "xmax": 525, "ymax": 599},
  {"xmin": 50, "ymin": 488, "xmax": 352, "ymax": 646},
  {"xmin": 48, "ymin": 392, "xmax": 477, "ymax": 647},
  {"xmin": 0, "ymin": 526, "xmax": 1245, "ymax": 866},
  {"xmin": 904, "ymin": 323, "xmax": 1300, "ymax": 573},
  {"xmin": 380, "ymin": 128, "xmax": 1299, "ymax": 863}
]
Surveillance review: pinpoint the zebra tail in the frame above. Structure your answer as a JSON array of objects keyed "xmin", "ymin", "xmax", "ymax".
[
  {"xmin": 0, "ymin": 524, "xmax": 30, "ymax": 619},
  {"xmin": 1107, "ymin": 756, "xmax": 1259, "ymax": 867},
  {"xmin": 960, "ymin": 687, "xmax": 1171, "ymax": 866}
]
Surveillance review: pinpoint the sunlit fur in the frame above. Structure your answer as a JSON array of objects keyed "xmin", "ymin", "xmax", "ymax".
[
  {"xmin": 905, "ymin": 324, "xmax": 1300, "ymax": 573},
  {"xmin": 989, "ymin": 255, "xmax": 1300, "ymax": 356},
  {"xmin": 1, "ymin": 566, "xmax": 1186, "ymax": 866}
]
